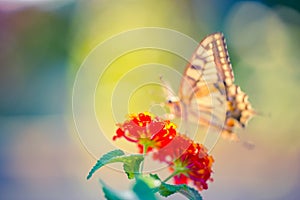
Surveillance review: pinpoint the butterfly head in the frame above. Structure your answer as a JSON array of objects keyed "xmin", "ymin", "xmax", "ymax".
[
  {"xmin": 166, "ymin": 95, "xmax": 180, "ymax": 104},
  {"xmin": 164, "ymin": 95, "xmax": 182, "ymax": 119}
]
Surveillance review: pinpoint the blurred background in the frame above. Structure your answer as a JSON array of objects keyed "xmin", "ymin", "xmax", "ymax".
[{"xmin": 0, "ymin": 0, "xmax": 300, "ymax": 199}]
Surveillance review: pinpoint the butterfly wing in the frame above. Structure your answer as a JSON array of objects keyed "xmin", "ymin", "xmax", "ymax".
[
  {"xmin": 178, "ymin": 32, "xmax": 254, "ymax": 139},
  {"xmin": 178, "ymin": 33, "xmax": 227, "ymax": 134},
  {"xmin": 223, "ymin": 84, "xmax": 255, "ymax": 139}
]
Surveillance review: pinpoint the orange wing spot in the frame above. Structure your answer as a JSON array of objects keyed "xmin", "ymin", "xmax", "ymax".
[
  {"xmin": 227, "ymin": 101, "xmax": 234, "ymax": 111},
  {"xmin": 194, "ymin": 84, "xmax": 220, "ymax": 98},
  {"xmin": 226, "ymin": 118, "xmax": 235, "ymax": 127},
  {"xmin": 194, "ymin": 85, "xmax": 210, "ymax": 97}
]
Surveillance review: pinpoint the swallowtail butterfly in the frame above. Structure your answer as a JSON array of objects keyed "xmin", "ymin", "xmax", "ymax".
[{"xmin": 165, "ymin": 32, "xmax": 255, "ymax": 141}]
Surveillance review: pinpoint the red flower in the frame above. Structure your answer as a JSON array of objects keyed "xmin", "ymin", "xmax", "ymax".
[
  {"xmin": 112, "ymin": 112, "xmax": 177, "ymax": 153},
  {"xmin": 113, "ymin": 112, "xmax": 214, "ymax": 191},
  {"xmin": 153, "ymin": 134, "xmax": 214, "ymax": 191}
]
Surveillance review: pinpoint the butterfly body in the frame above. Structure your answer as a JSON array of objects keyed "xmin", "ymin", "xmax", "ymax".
[{"xmin": 165, "ymin": 32, "xmax": 254, "ymax": 140}]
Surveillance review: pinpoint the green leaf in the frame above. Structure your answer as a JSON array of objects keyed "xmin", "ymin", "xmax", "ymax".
[
  {"xmin": 87, "ymin": 149, "xmax": 144, "ymax": 180},
  {"xmin": 133, "ymin": 178, "xmax": 157, "ymax": 200},
  {"xmin": 100, "ymin": 177, "xmax": 158, "ymax": 200},
  {"xmin": 100, "ymin": 180, "xmax": 135, "ymax": 200},
  {"xmin": 149, "ymin": 174, "xmax": 160, "ymax": 181},
  {"xmin": 101, "ymin": 183, "xmax": 123, "ymax": 200},
  {"xmin": 135, "ymin": 174, "xmax": 162, "ymax": 189},
  {"xmin": 159, "ymin": 182, "xmax": 184, "ymax": 197},
  {"xmin": 87, "ymin": 149, "xmax": 124, "ymax": 179},
  {"xmin": 122, "ymin": 155, "xmax": 144, "ymax": 179},
  {"xmin": 159, "ymin": 183, "xmax": 202, "ymax": 200},
  {"xmin": 178, "ymin": 185, "xmax": 202, "ymax": 200}
]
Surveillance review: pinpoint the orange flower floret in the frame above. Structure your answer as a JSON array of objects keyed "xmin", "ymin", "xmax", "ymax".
[{"xmin": 112, "ymin": 112, "xmax": 177, "ymax": 153}]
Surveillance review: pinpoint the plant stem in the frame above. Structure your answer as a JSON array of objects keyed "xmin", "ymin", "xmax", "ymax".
[
  {"xmin": 163, "ymin": 171, "xmax": 178, "ymax": 182},
  {"xmin": 139, "ymin": 145, "xmax": 147, "ymax": 174}
]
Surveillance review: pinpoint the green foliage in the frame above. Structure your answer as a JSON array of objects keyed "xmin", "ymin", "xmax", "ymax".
[
  {"xmin": 87, "ymin": 151, "xmax": 203, "ymax": 200},
  {"xmin": 122, "ymin": 155, "xmax": 144, "ymax": 179},
  {"xmin": 148, "ymin": 174, "xmax": 202, "ymax": 200},
  {"xmin": 133, "ymin": 178, "xmax": 158, "ymax": 200},
  {"xmin": 100, "ymin": 177, "xmax": 158, "ymax": 200},
  {"xmin": 101, "ymin": 180, "xmax": 124, "ymax": 200},
  {"xmin": 87, "ymin": 149, "xmax": 144, "ymax": 180},
  {"xmin": 159, "ymin": 182, "xmax": 183, "ymax": 197},
  {"xmin": 87, "ymin": 149, "xmax": 124, "ymax": 179},
  {"xmin": 159, "ymin": 182, "xmax": 202, "ymax": 200}
]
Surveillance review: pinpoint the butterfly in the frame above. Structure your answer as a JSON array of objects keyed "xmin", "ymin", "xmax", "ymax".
[{"xmin": 164, "ymin": 32, "xmax": 255, "ymax": 141}]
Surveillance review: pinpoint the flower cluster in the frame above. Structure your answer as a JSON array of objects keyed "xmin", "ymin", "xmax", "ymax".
[
  {"xmin": 112, "ymin": 112, "xmax": 177, "ymax": 153},
  {"xmin": 153, "ymin": 134, "xmax": 214, "ymax": 191},
  {"xmin": 113, "ymin": 112, "xmax": 214, "ymax": 191}
]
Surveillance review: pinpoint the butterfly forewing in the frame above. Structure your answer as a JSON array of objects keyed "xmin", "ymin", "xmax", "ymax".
[
  {"xmin": 177, "ymin": 32, "xmax": 254, "ymax": 139},
  {"xmin": 178, "ymin": 33, "xmax": 228, "ymax": 133}
]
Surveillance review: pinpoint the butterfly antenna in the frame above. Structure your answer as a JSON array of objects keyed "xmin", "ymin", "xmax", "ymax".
[
  {"xmin": 159, "ymin": 75, "xmax": 176, "ymax": 98},
  {"xmin": 159, "ymin": 75, "xmax": 168, "ymax": 88},
  {"xmin": 250, "ymin": 108, "xmax": 270, "ymax": 119}
]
